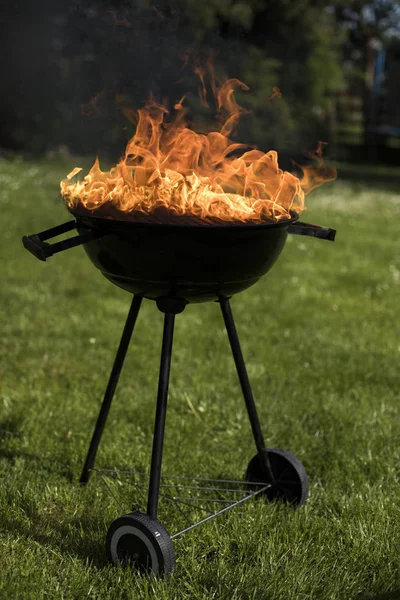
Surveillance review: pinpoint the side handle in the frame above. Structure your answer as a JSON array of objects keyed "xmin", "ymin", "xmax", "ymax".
[
  {"xmin": 288, "ymin": 221, "xmax": 336, "ymax": 241},
  {"xmin": 22, "ymin": 220, "xmax": 100, "ymax": 262}
]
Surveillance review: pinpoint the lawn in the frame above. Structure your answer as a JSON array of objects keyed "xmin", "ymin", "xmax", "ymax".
[{"xmin": 0, "ymin": 157, "xmax": 399, "ymax": 599}]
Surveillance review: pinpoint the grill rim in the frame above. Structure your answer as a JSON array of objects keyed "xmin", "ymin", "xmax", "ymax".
[{"xmin": 69, "ymin": 207, "xmax": 300, "ymax": 231}]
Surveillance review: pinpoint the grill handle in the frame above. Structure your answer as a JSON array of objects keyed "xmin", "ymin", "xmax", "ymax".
[
  {"xmin": 22, "ymin": 220, "xmax": 100, "ymax": 262},
  {"xmin": 288, "ymin": 221, "xmax": 336, "ymax": 241}
]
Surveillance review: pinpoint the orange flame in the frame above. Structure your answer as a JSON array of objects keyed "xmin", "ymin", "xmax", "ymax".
[
  {"xmin": 61, "ymin": 77, "xmax": 336, "ymax": 225},
  {"xmin": 268, "ymin": 86, "xmax": 282, "ymax": 101},
  {"xmin": 81, "ymin": 90, "xmax": 105, "ymax": 117}
]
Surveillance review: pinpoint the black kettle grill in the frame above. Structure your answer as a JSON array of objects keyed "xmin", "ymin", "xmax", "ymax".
[{"xmin": 23, "ymin": 208, "xmax": 335, "ymax": 576}]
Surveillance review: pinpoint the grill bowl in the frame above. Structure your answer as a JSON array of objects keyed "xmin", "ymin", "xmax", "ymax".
[{"xmin": 72, "ymin": 210, "xmax": 299, "ymax": 303}]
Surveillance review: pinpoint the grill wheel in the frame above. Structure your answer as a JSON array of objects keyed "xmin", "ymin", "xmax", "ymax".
[
  {"xmin": 245, "ymin": 448, "xmax": 309, "ymax": 508},
  {"xmin": 106, "ymin": 511, "xmax": 176, "ymax": 576}
]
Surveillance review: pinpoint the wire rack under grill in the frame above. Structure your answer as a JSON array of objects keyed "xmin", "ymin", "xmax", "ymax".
[{"xmin": 92, "ymin": 467, "xmax": 270, "ymax": 538}]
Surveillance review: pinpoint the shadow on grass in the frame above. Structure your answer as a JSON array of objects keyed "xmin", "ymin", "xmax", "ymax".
[
  {"xmin": 361, "ymin": 593, "xmax": 400, "ymax": 600},
  {"xmin": 0, "ymin": 414, "xmax": 76, "ymax": 482},
  {"xmin": 1, "ymin": 513, "xmax": 107, "ymax": 568},
  {"xmin": 0, "ymin": 445, "xmax": 75, "ymax": 482},
  {"xmin": 0, "ymin": 415, "xmax": 24, "ymax": 441},
  {"xmin": 0, "ymin": 416, "xmax": 108, "ymax": 567},
  {"xmin": 0, "ymin": 445, "xmax": 106, "ymax": 566}
]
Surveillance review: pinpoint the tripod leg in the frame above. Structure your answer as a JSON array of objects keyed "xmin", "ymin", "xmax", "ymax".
[
  {"xmin": 219, "ymin": 297, "xmax": 275, "ymax": 484},
  {"xmin": 80, "ymin": 295, "xmax": 143, "ymax": 484},
  {"xmin": 147, "ymin": 312, "xmax": 175, "ymax": 520}
]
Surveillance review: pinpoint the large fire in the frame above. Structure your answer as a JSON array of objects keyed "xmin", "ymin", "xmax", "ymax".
[{"xmin": 61, "ymin": 76, "xmax": 336, "ymax": 225}]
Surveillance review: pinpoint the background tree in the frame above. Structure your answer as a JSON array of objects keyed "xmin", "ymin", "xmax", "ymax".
[
  {"xmin": 0, "ymin": 0, "xmax": 345, "ymax": 164},
  {"xmin": 333, "ymin": 0, "xmax": 400, "ymax": 159}
]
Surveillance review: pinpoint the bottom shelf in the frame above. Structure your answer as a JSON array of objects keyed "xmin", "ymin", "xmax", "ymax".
[{"xmin": 92, "ymin": 467, "xmax": 270, "ymax": 537}]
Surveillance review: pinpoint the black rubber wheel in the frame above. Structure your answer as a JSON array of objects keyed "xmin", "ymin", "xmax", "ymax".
[
  {"xmin": 245, "ymin": 448, "xmax": 309, "ymax": 508},
  {"xmin": 106, "ymin": 511, "xmax": 176, "ymax": 576}
]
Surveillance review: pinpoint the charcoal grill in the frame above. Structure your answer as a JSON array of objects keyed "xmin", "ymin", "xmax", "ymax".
[{"xmin": 23, "ymin": 209, "xmax": 336, "ymax": 576}]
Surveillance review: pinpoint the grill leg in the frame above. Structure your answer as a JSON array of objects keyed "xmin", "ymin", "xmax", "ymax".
[
  {"xmin": 219, "ymin": 297, "xmax": 275, "ymax": 484},
  {"xmin": 79, "ymin": 295, "xmax": 143, "ymax": 484},
  {"xmin": 147, "ymin": 312, "xmax": 176, "ymax": 519}
]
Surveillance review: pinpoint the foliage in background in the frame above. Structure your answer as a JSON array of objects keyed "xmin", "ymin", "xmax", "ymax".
[
  {"xmin": 0, "ymin": 0, "xmax": 344, "ymax": 163},
  {"xmin": 332, "ymin": 1, "xmax": 400, "ymax": 154},
  {"xmin": 2, "ymin": 1, "xmax": 398, "ymax": 163}
]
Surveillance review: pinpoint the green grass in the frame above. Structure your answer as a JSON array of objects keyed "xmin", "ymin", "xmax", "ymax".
[{"xmin": 0, "ymin": 157, "xmax": 400, "ymax": 599}]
